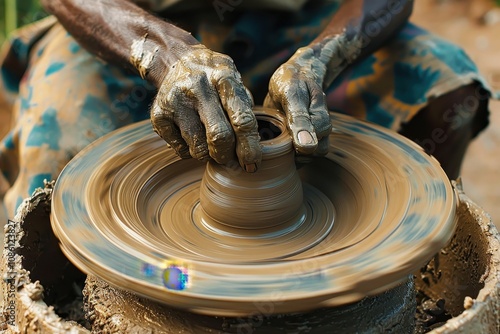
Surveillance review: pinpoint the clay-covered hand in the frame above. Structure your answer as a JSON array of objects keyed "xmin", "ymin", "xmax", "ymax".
[
  {"xmin": 264, "ymin": 47, "xmax": 333, "ymax": 156},
  {"xmin": 151, "ymin": 45, "xmax": 262, "ymax": 172}
]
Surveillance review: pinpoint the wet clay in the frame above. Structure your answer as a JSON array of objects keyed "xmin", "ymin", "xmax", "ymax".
[
  {"xmin": 199, "ymin": 108, "xmax": 304, "ymax": 229},
  {"xmin": 130, "ymin": 33, "xmax": 159, "ymax": 79},
  {"xmin": 51, "ymin": 109, "xmax": 457, "ymax": 316}
]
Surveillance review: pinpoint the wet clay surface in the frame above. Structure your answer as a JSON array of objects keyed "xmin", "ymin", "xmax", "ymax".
[
  {"xmin": 199, "ymin": 109, "xmax": 305, "ymax": 230},
  {"xmin": 51, "ymin": 108, "xmax": 457, "ymax": 316},
  {"xmin": 414, "ymin": 186, "xmax": 490, "ymax": 333}
]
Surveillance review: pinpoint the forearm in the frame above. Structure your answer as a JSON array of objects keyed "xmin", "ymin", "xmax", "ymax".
[
  {"xmin": 308, "ymin": 0, "xmax": 413, "ymax": 86},
  {"xmin": 40, "ymin": 0, "xmax": 200, "ymax": 87}
]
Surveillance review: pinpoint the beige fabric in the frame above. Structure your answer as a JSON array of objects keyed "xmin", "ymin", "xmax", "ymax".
[{"xmin": 146, "ymin": 0, "xmax": 309, "ymax": 12}]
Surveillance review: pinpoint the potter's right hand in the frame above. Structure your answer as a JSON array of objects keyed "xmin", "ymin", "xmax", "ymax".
[
  {"xmin": 263, "ymin": 47, "xmax": 332, "ymax": 157},
  {"xmin": 151, "ymin": 45, "xmax": 262, "ymax": 173}
]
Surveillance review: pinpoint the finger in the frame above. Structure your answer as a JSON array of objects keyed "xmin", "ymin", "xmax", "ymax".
[
  {"xmin": 150, "ymin": 103, "xmax": 190, "ymax": 159},
  {"xmin": 218, "ymin": 77, "xmax": 261, "ymax": 172},
  {"xmin": 194, "ymin": 77, "xmax": 236, "ymax": 165},
  {"xmin": 277, "ymin": 80, "xmax": 318, "ymax": 155},
  {"xmin": 175, "ymin": 104, "xmax": 210, "ymax": 161},
  {"xmin": 307, "ymin": 81, "xmax": 332, "ymax": 141}
]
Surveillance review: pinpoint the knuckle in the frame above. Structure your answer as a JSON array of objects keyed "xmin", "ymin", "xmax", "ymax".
[
  {"xmin": 273, "ymin": 64, "xmax": 297, "ymax": 79},
  {"xmin": 228, "ymin": 102, "xmax": 256, "ymax": 125},
  {"xmin": 241, "ymin": 151, "xmax": 260, "ymax": 165},
  {"xmin": 233, "ymin": 113, "xmax": 257, "ymax": 132},
  {"xmin": 214, "ymin": 68, "xmax": 241, "ymax": 87},
  {"xmin": 289, "ymin": 114, "xmax": 315, "ymax": 132},
  {"xmin": 207, "ymin": 126, "xmax": 234, "ymax": 146},
  {"xmin": 173, "ymin": 73, "xmax": 207, "ymax": 93},
  {"xmin": 158, "ymin": 85, "xmax": 181, "ymax": 106},
  {"xmin": 150, "ymin": 117, "xmax": 164, "ymax": 133},
  {"xmin": 270, "ymin": 69, "xmax": 284, "ymax": 85},
  {"xmin": 237, "ymin": 134, "xmax": 262, "ymax": 163},
  {"xmin": 189, "ymin": 134, "xmax": 209, "ymax": 160},
  {"xmin": 291, "ymin": 113, "xmax": 311, "ymax": 124},
  {"xmin": 150, "ymin": 103, "xmax": 164, "ymax": 119},
  {"xmin": 216, "ymin": 53, "xmax": 236, "ymax": 66},
  {"xmin": 271, "ymin": 78, "xmax": 305, "ymax": 102},
  {"xmin": 165, "ymin": 136, "xmax": 190, "ymax": 158},
  {"xmin": 168, "ymin": 137, "xmax": 184, "ymax": 149},
  {"xmin": 191, "ymin": 146, "xmax": 209, "ymax": 161},
  {"xmin": 190, "ymin": 72, "xmax": 207, "ymax": 83},
  {"xmin": 150, "ymin": 106, "xmax": 172, "ymax": 128}
]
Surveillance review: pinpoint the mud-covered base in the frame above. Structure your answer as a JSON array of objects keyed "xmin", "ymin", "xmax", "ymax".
[
  {"xmin": 80, "ymin": 276, "xmax": 458, "ymax": 334},
  {"xmin": 83, "ymin": 275, "xmax": 416, "ymax": 334}
]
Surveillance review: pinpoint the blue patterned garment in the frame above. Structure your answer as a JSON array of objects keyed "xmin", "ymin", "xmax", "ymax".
[{"xmin": 0, "ymin": 2, "xmax": 494, "ymax": 217}]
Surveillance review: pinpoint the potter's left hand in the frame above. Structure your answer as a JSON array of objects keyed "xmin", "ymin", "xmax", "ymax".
[{"xmin": 264, "ymin": 47, "xmax": 332, "ymax": 156}]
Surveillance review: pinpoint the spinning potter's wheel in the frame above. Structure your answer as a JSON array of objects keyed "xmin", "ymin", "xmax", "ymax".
[{"xmin": 51, "ymin": 107, "xmax": 457, "ymax": 316}]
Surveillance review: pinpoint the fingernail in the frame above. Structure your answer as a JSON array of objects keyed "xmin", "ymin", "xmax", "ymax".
[
  {"xmin": 244, "ymin": 163, "xmax": 257, "ymax": 173},
  {"xmin": 297, "ymin": 130, "xmax": 316, "ymax": 146}
]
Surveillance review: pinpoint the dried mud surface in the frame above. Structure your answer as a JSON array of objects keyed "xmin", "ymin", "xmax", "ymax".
[
  {"xmin": 415, "ymin": 291, "xmax": 453, "ymax": 333},
  {"xmin": 17, "ymin": 195, "xmax": 87, "ymax": 327}
]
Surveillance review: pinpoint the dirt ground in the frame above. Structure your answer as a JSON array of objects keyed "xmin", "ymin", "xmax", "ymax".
[{"xmin": 412, "ymin": 0, "xmax": 500, "ymax": 229}]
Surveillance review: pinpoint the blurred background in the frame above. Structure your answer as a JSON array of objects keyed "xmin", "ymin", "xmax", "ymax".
[
  {"xmin": 0, "ymin": 0, "xmax": 499, "ymax": 228},
  {"xmin": 0, "ymin": 0, "xmax": 46, "ymax": 42},
  {"xmin": 412, "ymin": 0, "xmax": 500, "ymax": 229}
]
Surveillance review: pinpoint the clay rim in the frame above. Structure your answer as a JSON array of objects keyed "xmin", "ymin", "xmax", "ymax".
[{"xmin": 254, "ymin": 107, "xmax": 293, "ymax": 160}]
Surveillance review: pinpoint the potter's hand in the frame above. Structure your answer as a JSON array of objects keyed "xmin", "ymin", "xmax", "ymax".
[
  {"xmin": 151, "ymin": 46, "xmax": 262, "ymax": 173},
  {"xmin": 264, "ymin": 47, "xmax": 332, "ymax": 156},
  {"xmin": 263, "ymin": 0, "xmax": 414, "ymax": 155}
]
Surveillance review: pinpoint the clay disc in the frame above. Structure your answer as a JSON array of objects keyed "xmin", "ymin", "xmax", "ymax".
[{"xmin": 51, "ymin": 112, "xmax": 457, "ymax": 316}]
